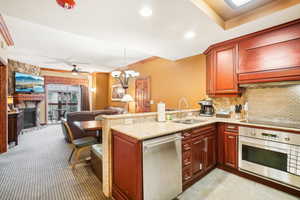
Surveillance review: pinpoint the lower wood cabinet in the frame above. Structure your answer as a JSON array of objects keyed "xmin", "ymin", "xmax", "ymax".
[
  {"xmin": 224, "ymin": 132, "xmax": 238, "ymax": 169},
  {"xmin": 182, "ymin": 125, "xmax": 217, "ymax": 189},
  {"xmin": 217, "ymin": 123, "xmax": 238, "ymax": 169},
  {"xmin": 8, "ymin": 112, "xmax": 24, "ymax": 146},
  {"xmin": 191, "ymin": 135, "xmax": 206, "ymax": 177},
  {"xmin": 112, "ymin": 131, "xmax": 143, "ymax": 200},
  {"xmin": 206, "ymin": 133, "xmax": 217, "ymax": 171}
]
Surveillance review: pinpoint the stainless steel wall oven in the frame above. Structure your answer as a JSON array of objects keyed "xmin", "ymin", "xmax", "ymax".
[{"xmin": 239, "ymin": 127, "xmax": 300, "ymax": 190}]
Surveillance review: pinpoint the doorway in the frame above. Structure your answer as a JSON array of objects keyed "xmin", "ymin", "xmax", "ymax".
[
  {"xmin": 135, "ymin": 77, "xmax": 151, "ymax": 113},
  {"xmin": 46, "ymin": 84, "xmax": 81, "ymax": 123}
]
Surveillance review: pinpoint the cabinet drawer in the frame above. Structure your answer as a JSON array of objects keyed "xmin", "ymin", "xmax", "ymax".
[
  {"xmin": 191, "ymin": 125, "xmax": 216, "ymax": 137},
  {"xmin": 182, "ymin": 165, "xmax": 193, "ymax": 183},
  {"xmin": 225, "ymin": 124, "xmax": 238, "ymax": 133},
  {"xmin": 182, "ymin": 140, "xmax": 192, "ymax": 152},
  {"xmin": 182, "ymin": 131, "xmax": 192, "ymax": 140},
  {"xmin": 182, "ymin": 150, "xmax": 192, "ymax": 167}
]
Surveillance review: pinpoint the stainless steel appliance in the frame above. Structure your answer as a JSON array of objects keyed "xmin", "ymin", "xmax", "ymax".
[
  {"xmin": 239, "ymin": 126, "xmax": 300, "ymax": 190},
  {"xmin": 198, "ymin": 99, "xmax": 214, "ymax": 117},
  {"xmin": 143, "ymin": 133, "xmax": 182, "ymax": 200}
]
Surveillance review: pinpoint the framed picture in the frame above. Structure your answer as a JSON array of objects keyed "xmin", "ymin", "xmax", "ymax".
[{"xmin": 111, "ymin": 84, "xmax": 125, "ymax": 101}]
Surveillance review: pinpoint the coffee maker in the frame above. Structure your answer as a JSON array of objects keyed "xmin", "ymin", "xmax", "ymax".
[{"xmin": 198, "ymin": 99, "xmax": 215, "ymax": 117}]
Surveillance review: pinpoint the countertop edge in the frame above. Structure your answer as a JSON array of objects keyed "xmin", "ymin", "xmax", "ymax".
[{"xmin": 111, "ymin": 119, "xmax": 300, "ymax": 141}]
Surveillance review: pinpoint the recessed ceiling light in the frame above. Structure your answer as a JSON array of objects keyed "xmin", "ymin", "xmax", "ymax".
[
  {"xmin": 184, "ymin": 31, "xmax": 195, "ymax": 39},
  {"xmin": 139, "ymin": 6, "xmax": 153, "ymax": 17},
  {"xmin": 225, "ymin": 0, "xmax": 252, "ymax": 8}
]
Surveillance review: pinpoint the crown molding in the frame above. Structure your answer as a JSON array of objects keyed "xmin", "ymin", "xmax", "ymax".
[{"xmin": 0, "ymin": 14, "xmax": 14, "ymax": 46}]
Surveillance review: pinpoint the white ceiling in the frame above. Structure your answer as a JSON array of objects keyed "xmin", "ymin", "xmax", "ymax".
[{"xmin": 1, "ymin": 0, "xmax": 300, "ymax": 72}]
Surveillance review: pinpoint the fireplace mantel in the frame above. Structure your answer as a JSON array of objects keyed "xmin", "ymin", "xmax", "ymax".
[{"xmin": 13, "ymin": 93, "xmax": 45, "ymax": 103}]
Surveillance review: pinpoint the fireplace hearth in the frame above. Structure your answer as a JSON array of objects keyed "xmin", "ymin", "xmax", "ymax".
[
  {"xmin": 14, "ymin": 97, "xmax": 43, "ymax": 129},
  {"xmin": 23, "ymin": 107, "xmax": 37, "ymax": 129}
]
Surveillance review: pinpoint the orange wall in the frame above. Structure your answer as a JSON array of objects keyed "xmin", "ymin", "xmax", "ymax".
[
  {"xmin": 92, "ymin": 72, "xmax": 109, "ymax": 110},
  {"xmin": 108, "ymin": 54, "xmax": 207, "ymax": 112}
]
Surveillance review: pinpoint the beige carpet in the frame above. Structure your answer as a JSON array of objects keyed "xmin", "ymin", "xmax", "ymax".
[{"xmin": 0, "ymin": 125, "xmax": 107, "ymax": 200}]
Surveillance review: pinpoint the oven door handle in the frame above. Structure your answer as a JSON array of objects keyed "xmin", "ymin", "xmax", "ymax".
[{"xmin": 239, "ymin": 139, "xmax": 288, "ymax": 154}]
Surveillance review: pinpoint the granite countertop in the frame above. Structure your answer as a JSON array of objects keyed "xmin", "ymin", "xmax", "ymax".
[{"xmin": 111, "ymin": 116, "xmax": 300, "ymax": 140}]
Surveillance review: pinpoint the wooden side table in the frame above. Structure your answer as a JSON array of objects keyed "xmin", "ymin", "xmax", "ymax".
[{"xmin": 8, "ymin": 111, "xmax": 24, "ymax": 146}]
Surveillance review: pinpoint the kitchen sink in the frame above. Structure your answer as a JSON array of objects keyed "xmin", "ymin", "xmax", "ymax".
[{"xmin": 173, "ymin": 119, "xmax": 207, "ymax": 124}]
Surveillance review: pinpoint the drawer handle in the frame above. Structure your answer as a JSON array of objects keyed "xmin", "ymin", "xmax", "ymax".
[
  {"xmin": 228, "ymin": 136, "xmax": 235, "ymax": 139},
  {"xmin": 193, "ymin": 141, "xmax": 201, "ymax": 145},
  {"xmin": 184, "ymin": 176, "xmax": 192, "ymax": 181},
  {"xmin": 227, "ymin": 126, "xmax": 236, "ymax": 129},
  {"xmin": 184, "ymin": 161, "xmax": 191, "ymax": 165},
  {"xmin": 184, "ymin": 133, "xmax": 191, "ymax": 137}
]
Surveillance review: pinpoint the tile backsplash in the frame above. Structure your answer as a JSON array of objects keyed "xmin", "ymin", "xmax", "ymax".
[
  {"xmin": 247, "ymin": 84, "xmax": 300, "ymax": 125},
  {"xmin": 212, "ymin": 84, "xmax": 300, "ymax": 125}
]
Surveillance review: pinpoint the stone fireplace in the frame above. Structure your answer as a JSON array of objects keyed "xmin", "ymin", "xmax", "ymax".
[{"xmin": 13, "ymin": 94, "xmax": 44, "ymax": 129}]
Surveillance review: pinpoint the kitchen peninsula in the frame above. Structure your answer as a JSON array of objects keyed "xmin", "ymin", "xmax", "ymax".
[{"xmin": 98, "ymin": 110, "xmax": 300, "ymax": 200}]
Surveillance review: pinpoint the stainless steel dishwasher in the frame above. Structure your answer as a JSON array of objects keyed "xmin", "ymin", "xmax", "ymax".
[{"xmin": 143, "ymin": 133, "xmax": 182, "ymax": 200}]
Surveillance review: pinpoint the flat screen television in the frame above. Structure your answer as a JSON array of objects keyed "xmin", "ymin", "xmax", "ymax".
[{"xmin": 15, "ymin": 72, "xmax": 45, "ymax": 93}]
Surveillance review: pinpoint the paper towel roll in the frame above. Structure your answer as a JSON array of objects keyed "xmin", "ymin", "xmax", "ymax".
[{"xmin": 157, "ymin": 102, "xmax": 166, "ymax": 122}]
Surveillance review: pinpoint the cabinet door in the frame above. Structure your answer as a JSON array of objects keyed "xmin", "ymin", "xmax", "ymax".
[
  {"xmin": 239, "ymin": 22, "xmax": 300, "ymax": 74},
  {"xmin": 224, "ymin": 132, "xmax": 238, "ymax": 169},
  {"xmin": 113, "ymin": 133, "xmax": 142, "ymax": 200},
  {"xmin": 191, "ymin": 136, "xmax": 205, "ymax": 177},
  {"xmin": 206, "ymin": 51, "xmax": 214, "ymax": 95},
  {"xmin": 214, "ymin": 43, "xmax": 239, "ymax": 94},
  {"xmin": 238, "ymin": 22, "xmax": 300, "ymax": 83},
  {"xmin": 205, "ymin": 133, "xmax": 217, "ymax": 171}
]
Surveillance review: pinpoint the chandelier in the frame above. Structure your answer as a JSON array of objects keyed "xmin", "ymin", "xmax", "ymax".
[
  {"xmin": 56, "ymin": 0, "xmax": 76, "ymax": 9},
  {"xmin": 111, "ymin": 48, "xmax": 140, "ymax": 89},
  {"xmin": 111, "ymin": 70, "xmax": 140, "ymax": 89}
]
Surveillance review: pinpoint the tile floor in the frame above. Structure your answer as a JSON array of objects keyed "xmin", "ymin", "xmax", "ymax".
[{"xmin": 178, "ymin": 169, "xmax": 300, "ymax": 200}]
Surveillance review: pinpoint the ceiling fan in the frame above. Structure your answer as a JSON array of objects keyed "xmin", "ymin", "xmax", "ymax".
[
  {"xmin": 42, "ymin": 57, "xmax": 90, "ymax": 74},
  {"xmin": 71, "ymin": 64, "xmax": 89, "ymax": 75}
]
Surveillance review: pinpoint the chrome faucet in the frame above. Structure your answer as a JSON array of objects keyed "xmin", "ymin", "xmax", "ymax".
[{"xmin": 177, "ymin": 97, "xmax": 189, "ymax": 119}]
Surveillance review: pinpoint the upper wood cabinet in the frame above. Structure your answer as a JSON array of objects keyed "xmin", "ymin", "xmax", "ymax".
[
  {"xmin": 214, "ymin": 43, "xmax": 239, "ymax": 95},
  {"xmin": 206, "ymin": 43, "xmax": 240, "ymax": 96},
  {"xmin": 205, "ymin": 19, "xmax": 300, "ymax": 86},
  {"xmin": 238, "ymin": 21, "xmax": 300, "ymax": 84},
  {"xmin": 206, "ymin": 51, "xmax": 214, "ymax": 96}
]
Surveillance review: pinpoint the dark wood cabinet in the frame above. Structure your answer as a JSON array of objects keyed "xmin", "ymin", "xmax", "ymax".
[
  {"xmin": 205, "ymin": 19, "xmax": 300, "ymax": 86},
  {"xmin": 217, "ymin": 123, "xmax": 238, "ymax": 169},
  {"xmin": 205, "ymin": 133, "xmax": 217, "ymax": 171},
  {"xmin": 112, "ymin": 131, "xmax": 143, "ymax": 200},
  {"xmin": 8, "ymin": 112, "xmax": 24, "ymax": 146},
  {"xmin": 214, "ymin": 43, "xmax": 239, "ymax": 95},
  {"xmin": 182, "ymin": 125, "xmax": 217, "ymax": 189},
  {"xmin": 224, "ymin": 132, "xmax": 238, "ymax": 169},
  {"xmin": 238, "ymin": 21, "xmax": 300, "ymax": 84},
  {"xmin": 206, "ymin": 43, "xmax": 240, "ymax": 97},
  {"xmin": 191, "ymin": 136, "xmax": 206, "ymax": 177},
  {"xmin": 206, "ymin": 51, "xmax": 214, "ymax": 96}
]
